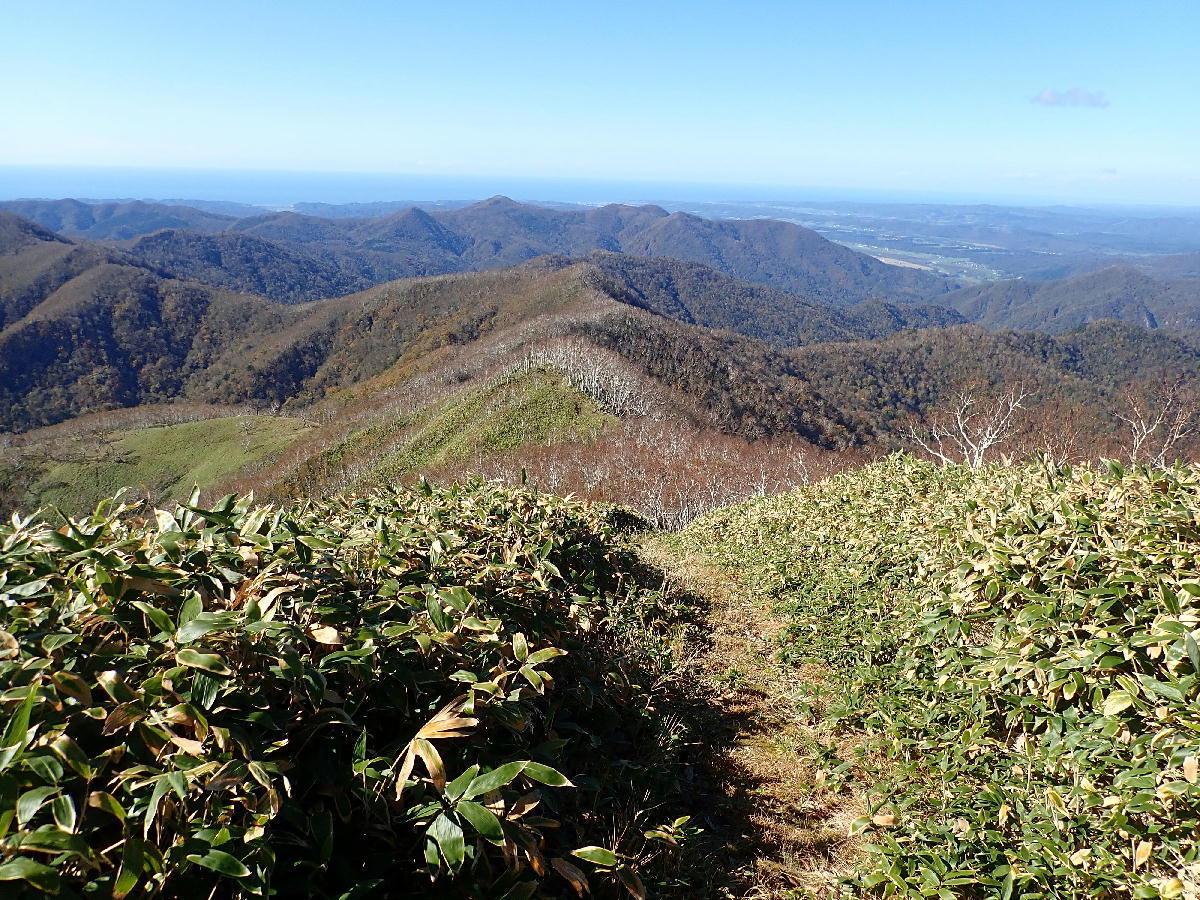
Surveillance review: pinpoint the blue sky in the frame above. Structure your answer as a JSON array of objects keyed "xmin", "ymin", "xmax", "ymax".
[{"xmin": 2, "ymin": 0, "xmax": 1198, "ymax": 204}]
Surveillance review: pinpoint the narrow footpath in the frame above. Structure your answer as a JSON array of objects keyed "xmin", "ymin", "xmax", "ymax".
[{"xmin": 638, "ymin": 536, "xmax": 868, "ymax": 898}]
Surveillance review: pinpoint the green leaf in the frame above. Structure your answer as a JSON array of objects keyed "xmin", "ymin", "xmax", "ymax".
[
  {"xmin": 1137, "ymin": 674, "xmax": 1185, "ymax": 703},
  {"xmin": 189, "ymin": 671, "xmax": 222, "ymax": 709},
  {"xmin": 456, "ymin": 800, "xmax": 505, "ymax": 845},
  {"xmin": 4, "ymin": 579, "xmax": 50, "ymax": 598},
  {"xmin": 177, "ymin": 594, "xmax": 203, "ymax": 628},
  {"xmin": 1186, "ymin": 632, "xmax": 1200, "ymax": 675},
  {"xmin": 439, "ymin": 586, "xmax": 473, "ymax": 612},
  {"xmin": 426, "ymin": 593, "xmax": 451, "ymax": 632},
  {"xmin": 186, "ymin": 849, "xmax": 252, "ymax": 878},
  {"xmin": 166, "ymin": 770, "xmax": 188, "ymax": 799},
  {"xmin": 296, "ymin": 534, "xmax": 337, "ymax": 551},
  {"xmin": 525, "ymin": 647, "xmax": 567, "ymax": 666},
  {"xmin": 445, "ymin": 764, "xmax": 480, "ymax": 801},
  {"xmin": 144, "ymin": 776, "xmax": 172, "ymax": 838},
  {"xmin": 176, "ymin": 611, "xmax": 235, "ymax": 643},
  {"xmin": 113, "ymin": 830, "xmax": 145, "ymax": 898},
  {"xmin": 176, "ymin": 648, "xmax": 232, "ymax": 676},
  {"xmin": 523, "ymin": 761, "xmax": 573, "ymax": 787},
  {"xmin": 0, "ymin": 856, "xmax": 60, "ymax": 891},
  {"xmin": 17, "ymin": 787, "xmax": 59, "ymax": 826},
  {"xmin": 25, "ymin": 754, "xmax": 63, "ymax": 784},
  {"xmin": 50, "ymin": 735, "xmax": 94, "ymax": 779},
  {"xmin": 1102, "ymin": 690, "xmax": 1135, "ymax": 716},
  {"xmin": 0, "ymin": 679, "xmax": 39, "ymax": 772},
  {"xmin": 572, "ymin": 846, "xmax": 619, "ymax": 867},
  {"xmin": 428, "ymin": 813, "xmax": 466, "ymax": 870},
  {"xmin": 87, "ymin": 791, "xmax": 127, "ymax": 822},
  {"xmin": 131, "ymin": 601, "xmax": 175, "ymax": 636},
  {"xmin": 16, "ymin": 824, "xmax": 90, "ymax": 856},
  {"xmin": 51, "ymin": 795, "xmax": 76, "ymax": 833},
  {"xmin": 466, "ymin": 761, "xmax": 527, "ymax": 798}
]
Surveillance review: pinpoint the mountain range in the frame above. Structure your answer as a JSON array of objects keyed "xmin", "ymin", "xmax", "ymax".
[
  {"xmin": 4, "ymin": 202, "xmax": 1197, "ymax": 442},
  {"xmin": 0, "ymin": 209, "xmax": 957, "ymax": 433},
  {"xmin": 4, "ymin": 195, "xmax": 1200, "ymax": 516},
  {"xmin": 3, "ymin": 196, "xmax": 957, "ymax": 304}
]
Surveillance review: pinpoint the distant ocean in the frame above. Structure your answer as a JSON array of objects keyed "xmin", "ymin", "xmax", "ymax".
[{"xmin": 0, "ymin": 165, "xmax": 999, "ymax": 209}]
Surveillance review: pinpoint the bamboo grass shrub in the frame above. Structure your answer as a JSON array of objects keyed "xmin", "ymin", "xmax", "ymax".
[
  {"xmin": 687, "ymin": 456, "xmax": 1200, "ymax": 898},
  {"xmin": 0, "ymin": 481, "xmax": 679, "ymax": 898}
]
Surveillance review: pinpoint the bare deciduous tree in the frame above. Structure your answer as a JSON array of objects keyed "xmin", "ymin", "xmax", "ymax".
[
  {"xmin": 436, "ymin": 417, "xmax": 854, "ymax": 530},
  {"xmin": 517, "ymin": 339, "xmax": 657, "ymax": 418},
  {"xmin": 1117, "ymin": 375, "xmax": 1200, "ymax": 468},
  {"xmin": 906, "ymin": 388, "xmax": 1030, "ymax": 468}
]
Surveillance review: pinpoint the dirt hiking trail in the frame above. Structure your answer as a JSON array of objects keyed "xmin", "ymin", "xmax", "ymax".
[{"xmin": 638, "ymin": 537, "xmax": 869, "ymax": 898}]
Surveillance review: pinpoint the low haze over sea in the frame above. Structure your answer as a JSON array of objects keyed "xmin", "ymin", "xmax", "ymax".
[{"xmin": 0, "ymin": 165, "xmax": 1149, "ymax": 209}]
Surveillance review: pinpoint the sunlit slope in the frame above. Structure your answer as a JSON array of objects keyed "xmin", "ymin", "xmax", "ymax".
[
  {"xmin": 271, "ymin": 367, "xmax": 616, "ymax": 494},
  {"xmin": 0, "ymin": 415, "xmax": 313, "ymax": 514},
  {"xmin": 684, "ymin": 456, "xmax": 1200, "ymax": 897}
]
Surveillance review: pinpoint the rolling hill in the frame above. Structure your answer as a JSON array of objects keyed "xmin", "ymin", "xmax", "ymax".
[
  {"xmin": 0, "ymin": 198, "xmax": 236, "ymax": 239},
  {"xmin": 940, "ymin": 265, "xmax": 1200, "ymax": 332}
]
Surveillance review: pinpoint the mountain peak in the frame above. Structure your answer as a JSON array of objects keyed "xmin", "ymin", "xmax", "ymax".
[{"xmin": 476, "ymin": 195, "xmax": 523, "ymax": 209}]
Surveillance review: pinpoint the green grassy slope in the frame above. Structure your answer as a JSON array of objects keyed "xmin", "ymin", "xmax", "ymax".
[
  {"xmin": 2, "ymin": 368, "xmax": 614, "ymax": 517},
  {"xmin": 279, "ymin": 367, "xmax": 616, "ymax": 493},
  {"xmin": 682, "ymin": 456, "xmax": 1200, "ymax": 898},
  {"xmin": 371, "ymin": 368, "xmax": 616, "ymax": 481},
  {"xmin": 0, "ymin": 415, "xmax": 313, "ymax": 515}
]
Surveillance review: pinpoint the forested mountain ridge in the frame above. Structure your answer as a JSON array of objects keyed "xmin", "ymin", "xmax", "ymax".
[
  {"xmin": 125, "ymin": 229, "xmax": 370, "ymax": 303},
  {"xmin": 230, "ymin": 195, "xmax": 960, "ymax": 303},
  {"xmin": 941, "ymin": 264, "xmax": 1200, "ymax": 332},
  {"xmin": 0, "ymin": 211, "xmax": 150, "ymax": 330},
  {"xmin": 0, "ymin": 198, "xmax": 235, "ymax": 239},
  {"xmin": 4, "ymin": 206, "xmax": 1200, "ymax": 451},
  {"xmin": 5, "ymin": 195, "xmax": 958, "ymax": 304},
  {"xmin": 573, "ymin": 252, "xmax": 965, "ymax": 346},
  {"xmin": 0, "ymin": 210, "xmax": 963, "ymax": 434}
]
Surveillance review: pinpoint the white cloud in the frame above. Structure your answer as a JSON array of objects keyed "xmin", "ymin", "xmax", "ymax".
[{"xmin": 1032, "ymin": 88, "xmax": 1110, "ymax": 108}]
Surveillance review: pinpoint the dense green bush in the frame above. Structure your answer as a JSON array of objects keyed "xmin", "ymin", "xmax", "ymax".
[
  {"xmin": 686, "ymin": 456, "xmax": 1200, "ymax": 898},
  {"xmin": 0, "ymin": 481, "xmax": 676, "ymax": 898}
]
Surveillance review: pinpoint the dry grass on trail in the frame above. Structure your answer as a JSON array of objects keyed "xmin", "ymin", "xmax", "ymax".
[{"xmin": 638, "ymin": 538, "xmax": 869, "ymax": 898}]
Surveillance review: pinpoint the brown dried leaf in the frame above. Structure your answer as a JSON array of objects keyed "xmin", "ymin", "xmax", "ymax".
[
  {"xmin": 551, "ymin": 858, "xmax": 590, "ymax": 897},
  {"xmin": 307, "ymin": 625, "xmax": 342, "ymax": 645},
  {"xmin": 413, "ymin": 738, "xmax": 446, "ymax": 790}
]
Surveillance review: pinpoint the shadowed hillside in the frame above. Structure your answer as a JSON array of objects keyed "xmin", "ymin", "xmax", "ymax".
[
  {"xmin": 942, "ymin": 265, "xmax": 1200, "ymax": 332},
  {"xmin": 0, "ymin": 198, "xmax": 235, "ymax": 239},
  {"xmin": 125, "ymin": 229, "xmax": 369, "ymax": 303}
]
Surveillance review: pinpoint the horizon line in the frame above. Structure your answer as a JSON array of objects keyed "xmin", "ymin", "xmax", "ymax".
[{"xmin": 2, "ymin": 163, "xmax": 1199, "ymax": 211}]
